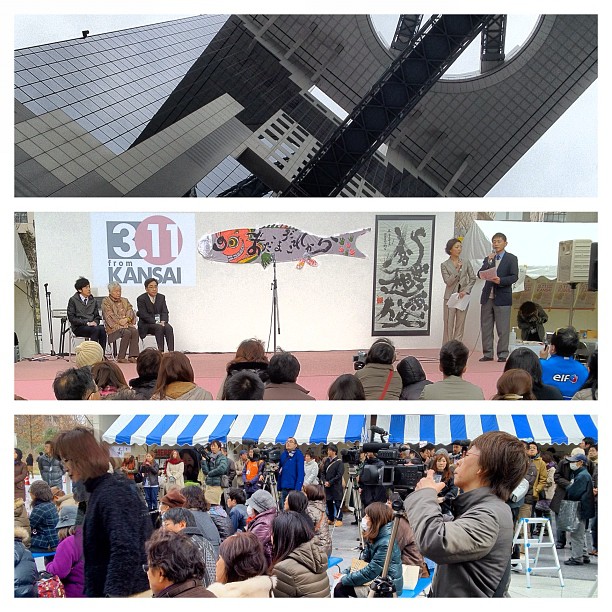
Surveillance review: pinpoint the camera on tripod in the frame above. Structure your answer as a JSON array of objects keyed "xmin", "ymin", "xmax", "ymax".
[
  {"xmin": 341, "ymin": 444, "xmax": 362, "ymax": 465},
  {"xmin": 359, "ymin": 442, "xmax": 425, "ymax": 495},
  {"xmin": 252, "ymin": 445, "xmax": 282, "ymax": 463},
  {"xmin": 353, "ymin": 350, "xmax": 367, "ymax": 370}
]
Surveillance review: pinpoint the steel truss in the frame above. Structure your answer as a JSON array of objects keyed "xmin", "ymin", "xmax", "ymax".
[
  {"xmin": 390, "ymin": 15, "xmax": 423, "ymax": 52},
  {"xmin": 281, "ymin": 15, "xmax": 495, "ymax": 198},
  {"xmin": 481, "ymin": 15, "xmax": 507, "ymax": 73}
]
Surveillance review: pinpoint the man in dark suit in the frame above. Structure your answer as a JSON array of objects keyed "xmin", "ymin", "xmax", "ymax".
[
  {"xmin": 136, "ymin": 278, "xmax": 174, "ymax": 352},
  {"xmin": 478, "ymin": 232, "xmax": 519, "ymax": 362}
]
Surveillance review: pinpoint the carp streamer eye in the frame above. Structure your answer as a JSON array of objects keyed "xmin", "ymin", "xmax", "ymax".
[{"xmin": 228, "ymin": 236, "xmax": 239, "ymax": 248}]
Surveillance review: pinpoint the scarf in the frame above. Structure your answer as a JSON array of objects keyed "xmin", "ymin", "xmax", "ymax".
[{"xmin": 163, "ymin": 381, "xmax": 196, "ymax": 399}]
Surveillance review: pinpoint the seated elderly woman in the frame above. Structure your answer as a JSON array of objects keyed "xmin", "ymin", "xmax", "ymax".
[
  {"xmin": 101, "ymin": 282, "xmax": 139, "ymax": 363},
  {"xmin": 145, "ymin": 530, "xmax": 215, "ymax": 598}
]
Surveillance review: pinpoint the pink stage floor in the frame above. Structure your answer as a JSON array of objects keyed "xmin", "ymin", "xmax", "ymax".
[{"xmin": 15, "ymin": 349, "xmax": 504, "ymax": 401}]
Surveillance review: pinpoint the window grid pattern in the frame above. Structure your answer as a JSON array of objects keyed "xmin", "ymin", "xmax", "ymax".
[{"xmin": 15, "ymin": 15, "xmax": 228, "ymax": 154}]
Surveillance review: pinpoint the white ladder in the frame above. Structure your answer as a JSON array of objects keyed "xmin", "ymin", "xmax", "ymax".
[{"xmin": 512, "ymin": 517, "xmax": 564, "ymax": 588}]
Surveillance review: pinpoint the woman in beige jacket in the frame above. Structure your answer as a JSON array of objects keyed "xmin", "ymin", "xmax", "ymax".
[{"xmin": 440, "ymin": 238, "xmax": 476, "ymax": 344}]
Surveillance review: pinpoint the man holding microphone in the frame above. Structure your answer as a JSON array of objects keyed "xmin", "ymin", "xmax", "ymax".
[{"xmin": 477, "ymin": 233, "xmax": 519, "ymax": 362}]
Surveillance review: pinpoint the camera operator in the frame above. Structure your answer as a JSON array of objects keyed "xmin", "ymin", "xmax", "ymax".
[
  {"xmin": 354, "ymin": 338, "xmax": 402, "ymax": 400},
  {"xmin": 404, "ymin": 431, "xmax": 529, "ymax": 597},
  {"xmin": 201, "ymin": 440, "xmax": 228, "ymax": 506},
  {"xmin": 517, "ymin": 301, "xmax": 548, "ymax": 342},
  {"xmin": 359, "ymin": 451, "xmax": 387, "ymax": 509},
  {"xmin": 277, "ymin": 437, "xmax": 305, "ymax": 508},
  {"xmin": 243, "ymin": 448, "xmax": 265, "ymax": 499},
  {"xmin": 322, "ymin": 444, "xmax": 344, "ymax": 527}
]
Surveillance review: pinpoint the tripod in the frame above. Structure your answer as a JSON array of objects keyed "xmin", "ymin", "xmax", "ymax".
[
  {"xmin": 333, "ymin": 466, "xmax": 364, "ymax": 548},
  {"xmin": 261, "ymin": 465, "xmax": 279, "ymax": 506},
  {"xmin": 367, "ymin": 497, "xmax": 404, "ymax": 598},
  {"xmin": 267, "ymin": 255, "xmax": 281, "ymax": 352}
]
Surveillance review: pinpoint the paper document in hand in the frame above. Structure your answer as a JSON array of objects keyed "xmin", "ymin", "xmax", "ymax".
[
  {"xmin": 447, "ymin": 292, "xmax": 471, "ymax": 311},
  {"xmin": 479, "ymin": 267, "xmax": 498, "ymax": 281}
]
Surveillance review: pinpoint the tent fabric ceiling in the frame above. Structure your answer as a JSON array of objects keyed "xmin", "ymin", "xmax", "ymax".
[
  {"xmin": 102, "ymin": 414, "xmax": 237, "ymax": 446},
  {"xmin": 375, "ymin": 414, "xmax": 598, "ymax": 446},
  {"xmin": 226, "ymin": 414, "xmax": 366, "ymax": 445},
  {"xmin": 102, "ymin": 414, "xmax": 367, "ymax": 447}
]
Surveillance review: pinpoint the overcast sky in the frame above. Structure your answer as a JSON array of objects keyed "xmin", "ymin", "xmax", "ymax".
[{"xmin": 14, "ymin": 14, "xmax": 598, "ymax": 197}]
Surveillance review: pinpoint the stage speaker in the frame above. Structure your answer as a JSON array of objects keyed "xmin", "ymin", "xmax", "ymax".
[
  {"xmin": 557, "ymin": 239, "xmax": 592, "ymax": 283},
  {"xmin": 588, "ymin": 242, "xmax": 597, "ymax": 291}
]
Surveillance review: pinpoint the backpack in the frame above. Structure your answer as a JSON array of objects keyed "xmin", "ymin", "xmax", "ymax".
[{"xmin": 37, "ymin": 571, "xmax": 65, "ymax": 598}]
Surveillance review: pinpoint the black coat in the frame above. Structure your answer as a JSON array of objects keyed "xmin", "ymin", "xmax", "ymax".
[
  {"xmin": 128, "ymin": 376, "xmax": 157, "ymax": 400},
  {"xmin": 67, "ymin": 292, "xmax": 101, "ymax": 331},
  {"xmin": 550, "ymin": 457, "xmax": 595, "ymax": 514},
  {"xmin": 359, "ymin": 457, "xmax": 387, "ymax": 507},
  {"xmin": 322, "ymin": 456, "xmax": 344, "ymax": 500},
  {"xmin": 83, "ymin": 473, "xmax": 152, "ymax": 597}
]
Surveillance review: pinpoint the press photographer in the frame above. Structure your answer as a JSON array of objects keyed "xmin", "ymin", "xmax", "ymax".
[{"xmin": 517, "ymin": 301, "xmax": 548, "ymax": 342}]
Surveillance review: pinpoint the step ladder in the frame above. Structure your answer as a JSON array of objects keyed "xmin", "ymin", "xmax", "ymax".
[{"xmin": 512, "ymin": 517, "xmax": 564, "ymax": 588}]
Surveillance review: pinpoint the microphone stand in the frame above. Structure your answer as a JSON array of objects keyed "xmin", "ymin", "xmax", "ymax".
[
  {"xmin": 268, "ymin": 254, "xmax": 281, "ymax": 352},
  {"xmin": 44, "ymin": 283, "xmax": 57, "ymax": 356}
]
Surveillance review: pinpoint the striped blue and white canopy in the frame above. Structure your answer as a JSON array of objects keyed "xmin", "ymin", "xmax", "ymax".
[
  {"xmin": 102, "ymin": 414, "xmax": 237, "ymax": 446},
  {"xmin": 226, "ymin": 414, "xmax": 366, "ymax": 445},
  {"xmin": 375, "ymin": 414, "xmax": 598, "ymax": 446}
]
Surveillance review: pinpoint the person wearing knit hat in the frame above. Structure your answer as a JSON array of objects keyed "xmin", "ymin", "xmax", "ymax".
[
  {"xmin": 551, "ymin": 446, "xmax": 596, "ymax": 550},
  {"xmin": 159, "ymin": 488, "xmax": 187, "ymax": 514},
  {"xmin": 245, "ymin": 489, "xmax": 277, "ymax": 565},
  {"xmin": 75, "ymin": 340, "xmax": 104, "ymax": 368}
]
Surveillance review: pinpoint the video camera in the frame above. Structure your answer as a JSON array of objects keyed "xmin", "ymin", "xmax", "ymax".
[
  {"xmin": 252, "ymin": 445, "xmax": 282, "ymax": 463},
  {"xmin": 360, "ymin": 442, "xmax": 425, "ymax": 493},
  {"xmin": 353, "ymin": 350, "xmax": 367, "ymax": 370},
  {"xmin": 341, "ymin": 444, "xmax": 361, "ymax": 465}
]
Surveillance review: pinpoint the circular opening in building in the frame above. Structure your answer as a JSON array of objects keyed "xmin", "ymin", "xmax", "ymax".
[{"xmin": 371, "ymin": 15, "xmax": 541, "ymax": 78}]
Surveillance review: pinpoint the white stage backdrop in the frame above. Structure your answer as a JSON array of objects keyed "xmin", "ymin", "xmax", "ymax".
[{"xmin": 35, "ymin": 212, "xmax": 454, "ymax": 353}]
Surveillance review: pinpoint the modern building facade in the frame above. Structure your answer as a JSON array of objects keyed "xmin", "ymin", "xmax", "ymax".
[{"xmin": 15, "ymin": 14, "xmax": 597, "ymax": 197}]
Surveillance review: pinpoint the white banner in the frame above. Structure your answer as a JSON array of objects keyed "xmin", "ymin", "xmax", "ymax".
[{"xmin": 91, "ymin": 213, "xmax": 195, "ymax": 286}]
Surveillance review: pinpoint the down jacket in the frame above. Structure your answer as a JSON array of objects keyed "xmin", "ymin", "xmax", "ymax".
[
  {"xmin": 14, "ymin": 528, "xmax": 38, "ymax": 598},
  {"xmin": 306, "ymin": 500, "xmax": 332, "ymax": 557},
  {"xmin": 14, "ymin": 499, "xmax": 31, "ymax": 542},
  {"xmin": 247, "ymin": 507, "xmax": 277, "ymax": 565},
  {"xmin": 273, "ymin": 538, "xmax": 330, "ymax": 597},
  {"xmin": 405, "ymin": 486, "xmax": 513, "ymax": 597},
  {"xmin": 341, "ymin": 522, "xmax": 403, "ymax": 594},
  {"xmin": 207, "ymin": 575, "xmax": 277, "ymax": 598}
]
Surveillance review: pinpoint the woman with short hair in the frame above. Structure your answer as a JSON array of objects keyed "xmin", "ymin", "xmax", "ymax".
[
  {"xmin": 271, "ymin": 511, "xmax": 330, "ymax": 597},
  {"xmin": 28, "ymin": 480, "xmax": 59, "ymax": 562},
  {"xmin": 441, "ymin": 238, "xmax": 476, "ymax": 344},
  {"xmin": 53, "ymin": 427, "xmax": 152, "ymax": 597},
  {"xmin": 101, "ymin": 282, "xmax": 139, "ymax": 363}
]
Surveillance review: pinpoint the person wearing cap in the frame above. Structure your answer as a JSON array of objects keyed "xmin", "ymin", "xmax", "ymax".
[
  {"xmin": 46, "ymin": 505, "xmax": 85, "ymax": 597},
  {"xmin": 245, "ymin": 489, "xmax": 278, "ymax": 565},
  {"xmin": 563, "ymin": 453, "xmax": 595, "ymax": 566},
  {"xmin": 550, "ymin": 447, "xmax": 596, "ymax": 550},
  {"xmin": 450, "ymin": 441, "xmax": 463, "ymax": 465},
  {"xmin": 159, "ymin": 488, "xmax": 187, "ymax": 515},
  {"xmin": 75, "ymin": 340, "xmax": 104, "ymax": 368},
  {"xmin": 322, "ymin": 444, "xmax": 344, "ymax": 527}
]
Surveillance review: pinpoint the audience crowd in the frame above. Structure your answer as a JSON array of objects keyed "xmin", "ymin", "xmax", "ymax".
[
  {"xmin": 45, "ymin": 329, "xmax": 596, "ymax": 401},
  {"xmin": 14, "ymin": 430, "xmax": 598, "ymax": 598}
]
